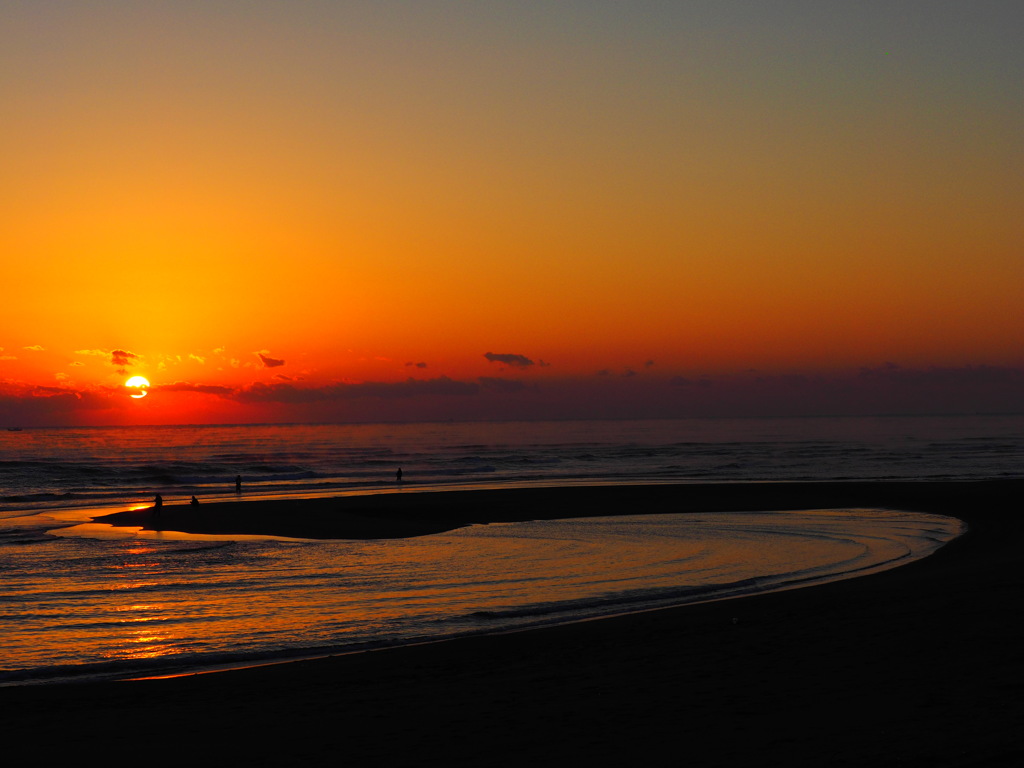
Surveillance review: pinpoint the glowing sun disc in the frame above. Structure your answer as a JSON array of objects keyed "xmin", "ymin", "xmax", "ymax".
[{"xmin": 125, "ymin": 376, "xmax": 150, "ymax": 399}]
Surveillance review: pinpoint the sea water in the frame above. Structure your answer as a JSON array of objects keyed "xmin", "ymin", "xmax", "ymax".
[
  {"xmin": 0, "ymin": 416, "xmax": 1017, "ymax": 684},
  {"xmin": 3, "ymin": 415, "xmax": 1021, "ymax": 515}
]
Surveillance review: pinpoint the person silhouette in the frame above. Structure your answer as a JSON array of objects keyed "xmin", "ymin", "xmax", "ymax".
[
  {"xmin": 235, "ymin": 475, "xmax": 242, "ymax": 493},
  {"xmin": 154, "ymin": 493, "xmax": 163, "ymax": 510},
  {"xmin": 396, "ymin": 467, "xmax": 403, "ymax": 484},
  {"xmin": 190, "ymin": 495, "xmax": 199, "ymax": 506}
]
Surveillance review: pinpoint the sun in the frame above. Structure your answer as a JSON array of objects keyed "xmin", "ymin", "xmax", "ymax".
[{"xmin": 125, "ymin": 376, "xmax": 150, "ymax": 399}]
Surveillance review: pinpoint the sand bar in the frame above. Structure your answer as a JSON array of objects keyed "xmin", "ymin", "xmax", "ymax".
[
  {"xmin": 96, "ymin": 479, "xmax": 1002, "ymax": 539},
  {"xmin": 5, "ymin": 480, "xmax": 1023, "ymax": 766}
]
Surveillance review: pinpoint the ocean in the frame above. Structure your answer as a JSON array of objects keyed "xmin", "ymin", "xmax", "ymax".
[{"xmin": 1, "ymin": 415, "xmax": 1019, "ymax": 685}]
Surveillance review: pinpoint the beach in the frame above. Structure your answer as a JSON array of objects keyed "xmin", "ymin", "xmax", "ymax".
[{"xmin": 4, "ymin": 480, "xmax": 1023, "ymax": 766}]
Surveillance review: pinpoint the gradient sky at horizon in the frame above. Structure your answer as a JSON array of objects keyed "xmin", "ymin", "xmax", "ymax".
[{"xmin": 3, "ymin": 1, "xmax": 1022, "ymax": 425}]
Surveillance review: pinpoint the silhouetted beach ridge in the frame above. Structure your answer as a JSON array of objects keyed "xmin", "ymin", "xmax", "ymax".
[{"xmin": 98, "ymin": 478, "xmax": 1004, "ymax": 538}]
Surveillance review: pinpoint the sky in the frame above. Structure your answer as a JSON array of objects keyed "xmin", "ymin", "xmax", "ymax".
[{"xmin": 2, "ymin": 1, "xmax": 1022, "ymax": 426}]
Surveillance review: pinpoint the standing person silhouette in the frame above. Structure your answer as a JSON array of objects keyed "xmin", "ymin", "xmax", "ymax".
[
  {"xmin": 152, "ymin": 493, "xmax": 164, "ymax": 530},
  {"xmin": 396, "ymin": 467, "xmax": 403, "ymax": 484},
  {"xmin": 235, "ymin": 475, "xmax": 242, "ymax": 493}
]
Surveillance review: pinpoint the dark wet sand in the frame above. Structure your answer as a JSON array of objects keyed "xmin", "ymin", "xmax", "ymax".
[{"xmin": 6, "ymin": 481, "xmax": 1024, "ymax": 766}]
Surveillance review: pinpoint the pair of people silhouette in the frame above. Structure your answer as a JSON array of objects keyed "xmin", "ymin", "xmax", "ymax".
[{"xmin": 153, "ymin": 493, "xmax": 199, "ymax": 508}]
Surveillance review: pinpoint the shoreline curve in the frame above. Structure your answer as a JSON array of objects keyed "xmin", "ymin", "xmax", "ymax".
[{"xmin": 6, "ymin": 479, "xmax": 1023, "ymax": 767}]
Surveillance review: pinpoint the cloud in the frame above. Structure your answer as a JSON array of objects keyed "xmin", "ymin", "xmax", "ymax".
[
  {"xmin": 75, "ymin": 349, "xmax": 108, "ymax": 357},
  {"xmin": 405, "ymin": 361, "xmax": 428, "ymax": 369},
  {"xmin": 110, "ymin": 352, "xmax": 138, "ymax": 376},
  {"xmin": 855, "ymin": 362, "xmax": 1024, "ymax": 386},
  {"xmin": 344, "ymin": 377, "xmax": 480, "ymax": 399},
  {"xmin": 7, "ymin": 358, "xmax": 1020, "ymax": 426},
  {"xmin": 660, "ymin": 364, "xmax": 1024, "ymax": 417},
  {"xmin": 479, "ymin": 377, "xmax": 527, "ymax": 393},
  {"xmin": 645, "ymin": 360, "xmax": 655, "ymax": 368},
  {"xmin": 0, "ymin": 382, "xmax": 114, "ymax": 425},
  {"xmin": 157, "ymin": 382, "xmax": 236, "ymax": 396},
  {"xmin": 274, "ymin": 374, "xmax": 293, "ymax": 381},
  {"xmin": 149, "ymin": 376, "xmax": 483, "ymax": 404},
  {"xmin": 24, "ymin": 385, "xmax": 69, "ymax": 396},
  {"xmin": 258, "ymin": 352, "xmax": 286, "ymax": 368},
  {"xmin": 0, "ymin": 354, "xmax": 16, "ymax": 361},
  {"xmin": 69, "ymin": 361, "xmax": 85, "ymax": 367},
  {"xmin": 485, "ymin": 352, "xmax": 534, "ymax": 367},
  {"xmin": 234, "ymin": 376, "xmax": 480, "ymax": 403},
  {"xmin": 188, "ymin": 353, "xmax": 206, "ymax": 364},
  {"xmin": 23, "ymin": 345, "xmax": 45, "ymax": 351},
  {"xmin": 110, "ymin": 350, "xmax": 138, "ymax": 373}
]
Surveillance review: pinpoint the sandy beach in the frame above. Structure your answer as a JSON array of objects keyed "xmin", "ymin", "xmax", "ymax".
[{"xmin": 5, "ymin": 481, "xmax": 1023, "ymax": 766}]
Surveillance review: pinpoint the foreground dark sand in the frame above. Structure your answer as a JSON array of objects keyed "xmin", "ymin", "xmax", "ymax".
[{"xmin": 6, "ymin": 481, "xmax": 1024, "ymax": 766}]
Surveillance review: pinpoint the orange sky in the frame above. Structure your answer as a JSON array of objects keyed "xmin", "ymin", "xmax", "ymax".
[{"xmin": 2, "ymin": 2, "xmax": 1022, "ymax": 425}]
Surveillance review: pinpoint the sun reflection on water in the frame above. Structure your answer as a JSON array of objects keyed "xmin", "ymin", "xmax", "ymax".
[{"xmin": 102, "ymin": 544, "xmax": 182, "ymax": 660}]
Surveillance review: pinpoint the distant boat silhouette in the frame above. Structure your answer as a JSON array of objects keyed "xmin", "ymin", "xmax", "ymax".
[{"xmin": 7, "ymin": 427, "xmax": 23, "ymax": 432}]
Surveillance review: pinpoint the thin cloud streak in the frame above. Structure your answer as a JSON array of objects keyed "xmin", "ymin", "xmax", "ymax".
[{"xmin": 484, "ymin": 352, "xmax": 534, "ymax": 368}]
